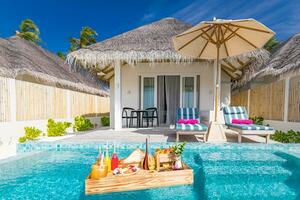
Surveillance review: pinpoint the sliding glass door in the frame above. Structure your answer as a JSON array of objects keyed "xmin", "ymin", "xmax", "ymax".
[
  {"xmin": 142, "ymin": 77, "xmax": 156, "ymax": 109},
  {"xmin": 181, "ymin": 76, "xmax": 197, "ymax": 108}
]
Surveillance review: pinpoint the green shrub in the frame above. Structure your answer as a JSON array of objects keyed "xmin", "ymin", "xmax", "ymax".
[
  {"xmin": 101, "ymin": 116, "xmax": 110, "ymax": 126},
  {"xmin": 271, "ymin": 130, "xmax": 300, "ymax": 143},
  {"xmin": 18, "ymin": 136, "xmax": 27, "ymax": 143},
  {"xmin": 73, "ymin": 116, "xmax": 93, "ymax": 131},
  {"xmin": 47, "ymin": 119, "xmax": 71, "ymax": 137},
  {"xmin": 249, "ymin": 116, "xmax": 264, "ymax": 125},
  {"xmin": 18, "ymin": 127, "xmax": 42, "ymax": 143}
]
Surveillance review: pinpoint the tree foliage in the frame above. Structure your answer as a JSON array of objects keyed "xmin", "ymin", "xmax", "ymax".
[
  {"xmin": 57, "ymin": 51, "xmax": 66, "ymax": 60},
  {"xmin": 69, "ymin": 26, "xmax": 98, "ymax": 52},
  {"xmin": 264, "ymin": 37, "xmax": 279, "ymax": 52},
  {"xmin": 16, "ymin": 19, "xmax": 41, "ymax": 44}
]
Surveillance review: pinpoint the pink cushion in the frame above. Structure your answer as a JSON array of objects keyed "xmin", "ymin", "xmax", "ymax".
[
  {"xmin": 232, "ymin": 119, "xmax": 253, "ymax": 124},
  {"xmin": 177, "ymin": 119, "xmax": 199, "ymax": 124},
  {"xmin": 177, "ymin": 119, "xmax": 186, "ymax": 124}
]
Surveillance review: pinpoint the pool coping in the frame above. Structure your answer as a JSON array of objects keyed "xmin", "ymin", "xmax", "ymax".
[{"xmin": 17, "ymin": 141, "xmax": 300, "ymax": 153}]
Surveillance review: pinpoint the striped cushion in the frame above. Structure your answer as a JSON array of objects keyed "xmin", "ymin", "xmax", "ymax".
[
  {"xmin": 176, "ymin": 123, "xmax": 208, "ymax": 131},
  {"xmin": 223, "ymin": 106, "xmax": 249, "ymax": 125},
  {"xmin": 228, "ymin": 124, "xmax": 274, "ymax": 131},
  {"xmin": 176, "ymin": 108, "xmax": 200, "ymax": 122}
]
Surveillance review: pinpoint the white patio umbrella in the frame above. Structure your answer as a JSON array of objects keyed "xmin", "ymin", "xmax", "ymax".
[{"xmin": 173, "ymin": 18, "xmax": 274, "ymax": 142}]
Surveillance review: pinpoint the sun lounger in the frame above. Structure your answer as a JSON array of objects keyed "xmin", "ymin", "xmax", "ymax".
[
  {"xmin": 176, "ymin": 108, "xmax": 208, "ymax": 142},
  {"xmin": 223, "ymin": 106, "xmax": 274, "ymax": 143}
]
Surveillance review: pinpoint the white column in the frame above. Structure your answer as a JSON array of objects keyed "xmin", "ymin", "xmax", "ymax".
[
  {"xmin": 9, "ymin": 79, "xmax": 16, "ymax": 122},
  {"xmin": 114, "ymin": 61, "xmax": 122, "ymax": 130},
  {"xmin": 283, "ymin": 78, "xmax": 290, "ymax": 122}
]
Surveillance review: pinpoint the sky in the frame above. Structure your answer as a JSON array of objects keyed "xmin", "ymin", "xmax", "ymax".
[{"xmin": 0, "ymin": 0, "xmax": 299, "ymax": 54}]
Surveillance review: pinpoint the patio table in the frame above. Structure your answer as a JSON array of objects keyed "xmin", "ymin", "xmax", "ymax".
[{"xmin": 131, "ymin": 109, "xmax": 148, "ymax": 128}]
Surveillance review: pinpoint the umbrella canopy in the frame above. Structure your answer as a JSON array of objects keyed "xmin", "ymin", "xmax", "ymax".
[
  {"xmin": 173, "ymin": 18, "xmax": 274, "ymax": 60},
  {"xmin": 173, "ymin": 18, "xmax": 274, "ymax": 142}
]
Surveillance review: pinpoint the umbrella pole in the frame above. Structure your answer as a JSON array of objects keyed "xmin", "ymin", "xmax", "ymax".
[
  {"xmin": 207, "ymin": 44, "xmax": 226, "ymax": 143},
  {"xmin": 214, "ymin": 46, "xmax": 220, "ymax": 122}
]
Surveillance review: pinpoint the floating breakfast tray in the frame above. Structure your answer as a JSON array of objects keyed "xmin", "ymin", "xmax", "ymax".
[{"xmin": 85, "ymin": 163, "xmax": 193, "ymax": 195}]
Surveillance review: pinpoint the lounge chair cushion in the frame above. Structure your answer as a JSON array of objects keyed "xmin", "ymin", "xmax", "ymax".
[
  {"xmin": 176, "ymin": 108, "xmax": 200, "ymax": 122},
  {"xmin": 227, "ymin": 123, "xmax": 274, "ymax": 131},
  {"xmin": 176, "ymin": 123, "xmax": 208, "ymax": 131},
  {"xmin": 223, "ymin": 106, "xmax": 249, "ymax": 125},
  {"xmin": 223, "ymin": 106, "xmax": 274, "ymax": 131}
]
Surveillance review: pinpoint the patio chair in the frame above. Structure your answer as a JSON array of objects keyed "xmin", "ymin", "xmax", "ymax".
[
  {"xmin": 176, "ymin": 108, "xmax": 208, "ymax": 142},
  {"xmin": 223, "ymin": 106, "xmax": 274, "ymax": 143},
  {"xmin": 142, "ymin": 107, "xmax": 159, "ymax": 127},
  {"xmin": 122, "ymin": 107, "xmax": 138, "ymax": 128}
]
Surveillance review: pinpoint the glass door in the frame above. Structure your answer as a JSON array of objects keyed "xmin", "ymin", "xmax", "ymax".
[{"xmin": 181, "ymin": 76, "xmax": 196, "ymax": 108}]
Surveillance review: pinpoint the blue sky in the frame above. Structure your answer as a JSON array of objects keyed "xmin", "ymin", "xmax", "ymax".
[{"xmin": 0, "ymin": 0, "xmax": 299, "ymax": 54}]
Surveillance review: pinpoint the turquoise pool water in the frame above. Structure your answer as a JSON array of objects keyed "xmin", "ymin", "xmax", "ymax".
[{"xmin": 0, "ymin": 143, "xmax": 299, "ymax": 200}]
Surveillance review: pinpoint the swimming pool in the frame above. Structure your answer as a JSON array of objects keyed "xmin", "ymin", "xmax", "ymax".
[{"xmin": 0, "ymin": 143, "xmax": 299, "ymax": 200}]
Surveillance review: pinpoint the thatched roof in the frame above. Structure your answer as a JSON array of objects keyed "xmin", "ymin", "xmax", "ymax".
[
  {"xmin": 256, "ymin": 33, "xmax": 300, "ymax": 78},
  {"xmin": 67, "ymin": 18, "xmax": 196, "ymax": 68},
  {"xmin": 232, "ymin": 33, "xmax": 300, "ymax": 90},
  {"xmin": 67, "ymin": 17, "xmax": 267, "ymax": 81},
  {"xmin": 0, "ymin": 36, "xmax": 108, "ymax": 96}
]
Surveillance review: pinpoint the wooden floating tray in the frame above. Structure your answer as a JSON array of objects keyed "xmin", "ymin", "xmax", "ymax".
[{"xmin": 85, "ymin": 163, "xmax": 193, "ymax": 195}]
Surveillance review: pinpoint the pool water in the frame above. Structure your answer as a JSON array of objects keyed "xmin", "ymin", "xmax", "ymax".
[{"xmin": 0, "ymin": 145, "xmax": 299, "ymax": 200}]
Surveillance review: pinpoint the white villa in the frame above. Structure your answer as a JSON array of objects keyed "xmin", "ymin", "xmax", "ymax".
[{"xmin": 67, "ymin": 18, "xmax": 264, "ymax": 130}]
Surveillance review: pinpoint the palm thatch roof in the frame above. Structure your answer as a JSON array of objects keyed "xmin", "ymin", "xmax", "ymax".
[
  {"xmin": 0, "ymin": 36, "xmax": 108, "ymax": 96},
  {"xmin": 232, "ymin": 33, "xmax": 300, "ymax": 90},
  {"xmin": 67, "ymin": 18, "xmax": 195, "ymax": 69},
  {"xmin": 67, "ymin": 17, "xmax": 267, "ymax": 81}
]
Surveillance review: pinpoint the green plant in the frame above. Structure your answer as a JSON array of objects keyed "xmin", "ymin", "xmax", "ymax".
[
  {"xmin": 47, "ymin": 119, "xmax": 71, "ymax": 137},
  {"xmin": 69, "ymin": 26, "xmax": 98, "ymax": 52},
  {"xmin": 101, "ymin": 116, "xmax": 110, "ymax": 126},
  {"xmin": 264, "ymin": 37, "xmax": 280, "ymax": 51},
  {"xmin": 73, "ymin": 116, "xmax": 93, "ymax": 131},
  {"xmin": 171, "ymin": 142, "xmax": 186, "ymax": 156},
  {"xmin": 18, "ymin": 127, "xmax": 42, "ymax": 143},
  {"xmin": 249, "ymin": 116, "xmax": 264, "ymax": 125},
  {"xmin": 271, "ymin": 130, "xmax": 300, "ymax": 143},
  {"xmin": 16, "ymin": 19, "xmax": 41, "ymax": 44}
]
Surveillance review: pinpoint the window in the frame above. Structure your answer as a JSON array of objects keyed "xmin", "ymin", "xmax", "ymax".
[
  {"xmin": 182, "ymin": 77, "xmax": 195, "ymax": 107},
  {"xmin": 143, "ymin": 77, "xmax": 155, "ymax": 108}
]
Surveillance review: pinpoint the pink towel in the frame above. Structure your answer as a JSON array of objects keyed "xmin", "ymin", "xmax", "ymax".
[
  {"xmin": 232, "ymin": 119, "xmax": 253, "ymax": 124},
  {"xmin": 177, "ymin": 119, "xmax": 199, "ymax": 124}
]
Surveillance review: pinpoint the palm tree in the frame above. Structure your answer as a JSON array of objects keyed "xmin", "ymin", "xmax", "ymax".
[
  {"xmin": 16, "ymin": 19, "xmax": 41, "ymax": 44},
  {"xmin": 69, "ymin": 26, "xmax": 98, "ymax": 52},
  {"xmin": 264, "ymin": 37, "xmax": 279, "ymax": 52},
  {"xmin": 57, "ymin": 52, "xmax": 66, "ymax": 60}
]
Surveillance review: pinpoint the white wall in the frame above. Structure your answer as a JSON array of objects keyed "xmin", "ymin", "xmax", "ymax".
[{"xmin": 110, "ymin": 62, "xmax": 231, "ymax": 124}]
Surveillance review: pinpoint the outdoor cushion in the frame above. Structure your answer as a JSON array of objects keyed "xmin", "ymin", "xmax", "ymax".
[
  {"xmin": 227, "ymin": 123, "xmax": 274, "ymax": 131},
  {"xmin": 176, "ymin": 108, "xmax": 200, "ymax": 122},
  {"xmin": 177, "ymin": 119, "xmax": 199, "ymax": 124},
  {"xmin": 223, "ymin": 106, "xmax": 249, "ymax": 125},
  {"xmin": 223, "ymin": 106, "xmax": 274, "ymax": 131},
  {"xmin": 176, "ymin": 123, "xmax": 208, "ymax": 131},
  {"xmin": 232, "ymin": 119, "xmax": 253, "ymax": 124}
]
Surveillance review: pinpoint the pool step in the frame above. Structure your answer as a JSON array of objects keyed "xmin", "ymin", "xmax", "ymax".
[
  {"xmin": 205, "ymin": 182, "xmax": 297, "ymax": 200},
  {"xmin": 203, "ymin": 165, "xmax": 291, "ymax": 184},
  {"xmin": 203, "ymin": 165, "xmax": 291, "ymax": 176},
  {"xmin": 196, "ymin": 151, "xmax": 287, "ymax": 165}
]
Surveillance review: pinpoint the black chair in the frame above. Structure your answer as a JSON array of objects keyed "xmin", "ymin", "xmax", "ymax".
[
  {"xmin": 122, "ymin": 107, "xmax": 137, "ymax": 127},
  {"xmin": 142, "ymin": 107, "xmax": 159, "ymax": 127}
]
